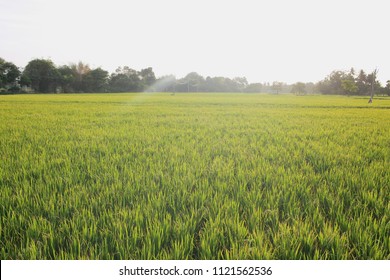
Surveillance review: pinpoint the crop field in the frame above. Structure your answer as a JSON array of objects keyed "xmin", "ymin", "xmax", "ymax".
[{"xmin": 0, "ymin": 93, "xmax": 389, "ymax": 259}]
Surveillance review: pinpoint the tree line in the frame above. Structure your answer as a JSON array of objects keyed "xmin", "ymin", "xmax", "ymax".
[
  {"xmin": 316, "ymin": 68, "xmax": 389, "ymax": 96},
  {"xmin": 1, "ymin": 57, "xmax": 390, "ymax": 96}
]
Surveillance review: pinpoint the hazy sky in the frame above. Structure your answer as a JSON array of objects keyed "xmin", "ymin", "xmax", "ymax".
[{"xmin": 1, "ymin": 0, "xmax": 389, "ymax": 84}]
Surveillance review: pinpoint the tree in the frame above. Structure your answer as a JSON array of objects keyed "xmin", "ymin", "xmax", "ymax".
[
  {"xmin": 58, "ymin": 63, "xmax": 109, "ymax": 93},
  {"xmin": 139, "ymin": 67, "xmax": 156, "ymax": 91},
  {"xmin": 271, "ymin": 81, "xmax": 283, "ymax": 94},
  {"xmin": 385, "ymin": 80, "xmax": 390, "ymax": 96},
  {"xmin": 317, "ymin": 71, "xmax": 344, "ymax": 95},
  {"xmin": 0, "ymin": 58, "xmax": 21, "ymax": 92},
  {"xmin": 109, "ymin": 66, "xmax": 141, "ymax": 92},
  {"xmin": 356, "ymin": 69, "xmax": 369, "ymax": 95},
  {"xmin": 180, "ymin": 72, "xmax": 205, "ymax": 92},
  {"xmin": 305, "ymin": 82, "xmax": 316, "ymax": 94},
  {"xmin": 22, "ymin": 59, "xmax": 60, "ymax": 93},
  {"xmin": 58, "ymin": 65, "xmax": 76, "ymax": 93},
  {"xmin": 233, "ymin": 77, "xmax": 248, "ymax": 92},
  {"xmin": 84, "ymin": 68, "xmax": 109, "ymax": 92},
  {"xmin": 70, "ymin": 61, "xmax": 91, "ymax": 92},
  {"xmin": 349, "ymin": 67, "xmax": 355, "ymax": 76},
  {"xmin": 185, "ymin": 72, "xmax": 204, "ymax": 91},
  {"xmin": 244, "ymin": 83, "xmax": 263, "ymax": 93},
  {"xmin": 368, "ymin": 69, "xmax": 379, "ymax": 103},
  {"xmin": 291, "ymin": 82, "xmax": 306, "ymax": 95},
  {"xmin": 203, "ymin": 76, "xmax": 235, "ymax": 92},
  {"xmin": 153, "ymin": 75, "xmax": 176, "ymax": 92},
  {"xmin": 341, "ymin": 79, "xmax": 358, "ymax": 96},
  {"xmin": 340, "ymin": 68, "xmax": 358, "ymax": 96}
]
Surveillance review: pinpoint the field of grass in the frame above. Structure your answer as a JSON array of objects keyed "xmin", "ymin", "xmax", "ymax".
[{"xmin": 0, "ymin": 93, "xmax": 389, "ymax": 259}]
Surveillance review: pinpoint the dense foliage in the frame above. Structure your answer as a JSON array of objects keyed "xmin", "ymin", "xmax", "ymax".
[
  {"xmin": 1, "ymin": 57, "xmax": 390, "ymax": 95},
  {"xmin": 1, "ymin": 93, "xmax": 389, "ymax": 259},
  {"xmin": 317, "ymin": 68, "xmax": 386, "ymax": 96}
]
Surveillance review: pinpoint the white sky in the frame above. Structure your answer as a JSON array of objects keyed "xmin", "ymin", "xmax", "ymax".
[{"xmin": 0, "ymin": 0, "xmax": 389, "ymax": 84}]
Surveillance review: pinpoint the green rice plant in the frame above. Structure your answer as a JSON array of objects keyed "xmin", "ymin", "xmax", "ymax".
[{"xmin": 0, "ymin": 93, "xmax": 389, "ymax": 259}]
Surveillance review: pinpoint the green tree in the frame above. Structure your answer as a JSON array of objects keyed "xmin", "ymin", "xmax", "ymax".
[
  {"xmin": 356, "ymin": 69, "xmax": 369, "ymax": 95},
  {"xmin": 182, "ymin": 72, "xmax": 205, "ymax": 92},
  {"xmin": 244, "ymin": 83, "xmax": 263, "ymax": 93},
  {"xmin": 70, "ymin": 61, "xmax": 91, "ymax": 92},
  {"xmin": 84, "ymin": 68, "xmax": 109, "ymax": 92},
  {"xmin": 58, "ymin": 65, "xmax": 76, "ymax": 93},
  {"xmin": 317, "ymin": 71, "xmax": 344, "ymax": 94},
  {"xmin": 233, "ymin": 77, "xmax": 248, "ymax": 92},
  {"xmin": 203, "ymin": 76, "xmax": 231, "ymax": 92},
  {"xmin": 271, "ymin": 81, "xmax": 283, "ymax": 94},
  {"xmin": 385, "ymin": 80, "xmax": 390, "ymax": 96},
  {"xmin": 0, "ymin": 58, "xmax": 21, "ymax": 92},
  {"xmin": 22, "ymin": 59, "xmax": 60, "ymax": 93},
  {"xmin": 201, "ymin": 76, "xmax": 250, "ymax": 92},
  {"xmin": 139, "ymin": 67, "xmax": 156, "ymax": 90},
  {"xmin": 109, "ymin": 66, "xmax": 141, "ymax": 92},
  {"xmin": 291, "ymin": 82, "xmax": 306, "ymax": 95},
  {"xmin": 153, "ymin": 75, "xmax": 176, "ymax": 92},
  {"xmin": 341, "ymin": 79, "xmax": 358, "ymax": 96},
  {"xmin": 368, "ymin": 69, "xmax": 380, "ymax": 103}
]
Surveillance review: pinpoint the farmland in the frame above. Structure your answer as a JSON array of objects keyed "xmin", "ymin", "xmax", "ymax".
[{"xmin": 0, "ymin": 93, "xmax": 389, "ymax": 259}]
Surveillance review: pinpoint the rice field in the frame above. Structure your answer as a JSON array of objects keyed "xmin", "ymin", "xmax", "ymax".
[{"xmin": 0, "ymin": 93, "xmax": 389, "ymax": 259}]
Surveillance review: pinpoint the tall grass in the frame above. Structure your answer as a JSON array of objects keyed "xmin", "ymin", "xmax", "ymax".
[{"xmin": 0, "ymin": 93, "xmax": 389, "ymax": 259}]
